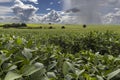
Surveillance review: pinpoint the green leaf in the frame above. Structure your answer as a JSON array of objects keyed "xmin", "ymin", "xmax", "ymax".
[
  {"xmin": 97, "ymin": 75, "xmax": 104, "ymax": 80},
  {"xmin": 22, "ymin": 62, "xmax": 44, "ymax": 76},
  {"xmin": 22, "ymin": 48, "xmax": 33, "ymax": 60},
  {"xmin": 47, "ymin": 72, "xmax": 56, "ymax": 79},
  {"xmin": 107, "ymin": 69, "xmax": 120, "ymax": 80},
  {"xmin": 84, "ymin": 73, "xmax": 97, "ymax": 80},
  {"xmin": 16, "ymin": 38, "xmax": 22, "ymax": 45},
  {"xmin": 26, "ymin": 40, "xmax": 33, "ymax": 47},
  {"xmin": 0, "ymin": 53, "xmax": 11, "ymax": 66},
  {"xmin": 30, "ymin": 69, "xmax": 49, "ymax": 80},
  {"xmin": 76, "ymin": 69, "xmax": 85, "ymax": 79},
  {"xmin": 4, "ymin": 71, "xmax": 22, "ymax": 80},
  {"xmin": 30, "ymin": 56, "xmax": 39, "ymax": 65},
  {"xmin": 47, "ymin": 61, "xmax": 57, "ymax": 71},
  {"xmin": 64, "ymin": 74, "xmax": 73, "ymax": 80},
  {"xmin": 2, "ymin": 63, "xmax": 17, "ymax": 71},
  {"xmin": 62, "ymin": 61, "xmax": 75, "ymax": 75}
]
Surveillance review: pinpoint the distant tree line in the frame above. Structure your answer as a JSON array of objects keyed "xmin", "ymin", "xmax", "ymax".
[{"xmin": 3, "ymin": 23, "xmax": 27, "ymax": 28}]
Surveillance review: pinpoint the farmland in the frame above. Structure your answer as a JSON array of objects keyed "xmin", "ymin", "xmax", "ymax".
[{"xmin": 0, "ymin": 24, "xmax": 120, "ymax": 80}]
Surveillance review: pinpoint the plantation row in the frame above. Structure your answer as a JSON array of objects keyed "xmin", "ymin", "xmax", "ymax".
[{"xmin": 0, "ymin": 31, "xmax": 120, "ymax": 80}]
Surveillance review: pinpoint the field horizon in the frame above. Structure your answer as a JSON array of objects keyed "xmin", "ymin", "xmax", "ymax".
[{"xmin": 1, "ymin": 23, "xmax": 120, "ymax": 34}]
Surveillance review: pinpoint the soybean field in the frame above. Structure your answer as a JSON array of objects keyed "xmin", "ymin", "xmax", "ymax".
[{"xmin": 0, "ymin": 24, "xmax": 120, "ymax": 80}]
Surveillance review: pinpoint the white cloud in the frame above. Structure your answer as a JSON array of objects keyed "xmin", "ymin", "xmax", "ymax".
[
  {"xmin": 0, "ymin": 10, "xmax": 85, "ymax": 24},
  {"xmin": 0, "ymin": 0, "xmax": 13, "ymax": 3},
  {"xmin": 22, "ymin": 0, "xmax": 38, "ymax": 4},
  {"xmin": 41, "ymin": 10, "xmax": 62, "ymax": 23},
  {"xmin": 102, "ymin": 8, "xmax": 120, "ymax": 24},
  {"xmin": 46, "ymin": 8, "xmax": 51, "ymax": 11},
  {"xmin": 58, "ymin": 11, "xmax": 80, "ymax": 24},
  {"xmin": 0, "ymin": 6, "xmax": 12, "ymax": 16},
  {"xmin": 50, "ymin": 2, "xmax": 53, "ymax": 5},
  {"xmin": 12, "ymin": 0, "xmax": 38, "ymax": 22},
  {"xmin": 58, "ymin": 1, "xmax": 61, "ymax": 4},
  {"xmin": 1, "ymin": 0, "xmax": 120, "ymax": 24},
  {"xmin": 0, "ymin": 16, "xmax": 20, "ymax": 23},
  {"xmin": 27, "ymin": 0, "xmax": 38, "ymax": 4},
  {"xmin": 0, "ymin": 10, "xmax": 62, "ymax": 23},
  {"xmin": 61, "ymin": 15, "xmax": 77, "ymax": 24},
  {"xmin": 15, "ymin": 0, "xmax": 24, "ymax": 5},
  {"xmin": 0, "ymin": 16, "xmax": 4, "ymax": 20}
]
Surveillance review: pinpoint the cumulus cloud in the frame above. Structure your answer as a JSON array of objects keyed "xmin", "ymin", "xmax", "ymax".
[
  {"xmin": 12, "ymin": 0, "xmax": 38, "ymax": 22},
  {"xmin": 0, "ymin": 10, "xmax": 62, "ymax": 23},
  {"xmin": 0, "ymin": 0, "xmax": 13, "ymax": 3},
  {"xmin": 50, "ymin": 2, "xmax": 53, "ymax": 5},
  {"xmin": 0, "ymin": 6, "xmax": 12, "ymax": 16},
  {"xmin": 28, "ymin": 0, "xmax": 38, "ymax": 4},
  {"xmin": 0, "ymin": 16, "xmax": 20, "ymax": 23},
  {"xmin": 22, "ymin": 0, "xmax": 38, "ymax": 4},
  {"xmin": 0, "ymin": 10, "xmax": 84, "ymax": 24},
  {"xmin": 46, "ymin": 8, "xmax": 51, "ymax": 11},
  {"xmin": 1, "ymin": 0, "xmax": 120, "ymax": 24},
  {"xmin": 41, "ymin": 10, "xmax": 62, "ymax": 23},
  {"xmin": 61, "ymin": 15, "xmax": 77, "ymax": 24},
  {"xmin": 0, "ymin": 16, "xmax": 4, "ymax": 20},
  {"xmin": 58, "ymin": 1, "xmax": 61, "ymax": 4},
  {"xmin": 57, "ymin": 11, "xmax": 78, "ymax": 24},
  {"xmin": 103, "ymin": 8, "xmax": 120, "ymax": 24}
]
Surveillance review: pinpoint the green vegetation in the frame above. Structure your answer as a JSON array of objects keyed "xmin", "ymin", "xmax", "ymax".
[
  {"xmin": 2, "ymin": 23, "xmax": 27, "ymax": 28},
  {"xmin": 0, "ymin": 24, "xmax": 120, "ymax": 80}
]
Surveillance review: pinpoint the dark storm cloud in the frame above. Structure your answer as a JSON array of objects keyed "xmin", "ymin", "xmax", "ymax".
[{"xmin": 65, "ymin": 8, "xmax": 80, "ymax": 13}]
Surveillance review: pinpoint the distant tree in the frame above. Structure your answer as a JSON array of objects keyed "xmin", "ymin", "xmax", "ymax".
[
  {"xmin": 21, "ymin": 23, "xmax": 27, "ymax": 27},
  {"xmin": 12, "ymin": 23, "xmax": 21, "ymax": 28},
  {"xmin": 61, "ymin": 26, "xmax": 65, "ymax": 29},
  {"xmin": 3, "ymin": 24, "xmax": 10, "ymax": 28},
  {"xmin": 83, "ymin": 24, "xmax": 87, "ymax": 28},
  {"xmin": 39, "ymin": 26, "xmax": 42, "ymax": 29},
  {"xmin": 49, "ymin": 26, "xmax": 53, "ymax": 29},
  {"xmin": 49, "ymin": 23, "xmax": 52, "ymax": 25}
]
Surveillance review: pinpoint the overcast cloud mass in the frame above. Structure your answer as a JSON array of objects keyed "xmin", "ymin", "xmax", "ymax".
[{"xmin": 63, "ymin": 0, "xmax": 120, "ymax": 24}]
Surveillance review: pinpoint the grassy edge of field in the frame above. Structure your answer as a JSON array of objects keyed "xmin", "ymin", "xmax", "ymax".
[{"xmin": 0, "ymin": 23, "xmax": 120, "ymax": 33}]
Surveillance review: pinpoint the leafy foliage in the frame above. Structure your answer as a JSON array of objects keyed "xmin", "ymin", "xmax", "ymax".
[{"xmin": 0, "ymin": 31, "xmax": 120, "ymax": 80}]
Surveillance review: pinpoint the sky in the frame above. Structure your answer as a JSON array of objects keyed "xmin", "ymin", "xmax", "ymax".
[
  {"xmin": 36, "ymin": 0, "xmax": 62, "ymax": 13},
  {"xmin": 0, "ymin": 0, "xmax": 62, "ymax": 16},
  {"xmin": 0, "ymin": 0, "xmax": 120, "ymax": 24}
]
